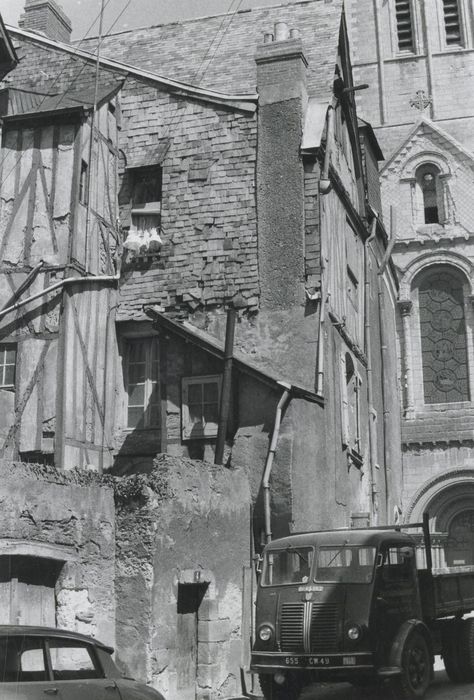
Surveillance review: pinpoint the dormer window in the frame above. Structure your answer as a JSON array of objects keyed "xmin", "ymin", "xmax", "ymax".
[{"xmin": 416, "ymin": 164, "xmax": 442, "ymax": 224}]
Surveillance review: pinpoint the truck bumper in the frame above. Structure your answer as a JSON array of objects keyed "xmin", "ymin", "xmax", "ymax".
[{"xmin": 251, "ymin": 651, "xmax": 374, "ymax": 673}]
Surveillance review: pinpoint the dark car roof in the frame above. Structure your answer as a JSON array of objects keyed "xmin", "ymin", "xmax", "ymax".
[
  {"xmin": 0, "ymin": 626, "xmax": 114, "ymax": 654},
  {"xmin": 265, "ymin": 529, "xmax": 416, "ymax": 550}
]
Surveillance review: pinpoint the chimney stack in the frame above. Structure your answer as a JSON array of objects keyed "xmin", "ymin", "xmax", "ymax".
[
  {"xmin": 255, "ymin": 23, "xmax": 308, "ymax": 309},
  {"xmin": 19, "ymin": 0, "xmax": 72, "ymax": 43}
]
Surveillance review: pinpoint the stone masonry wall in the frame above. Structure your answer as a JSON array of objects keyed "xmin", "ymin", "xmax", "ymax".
[
  {"xmin": 0, "ymin": 460, "xmax": 116, "ymax": 644},
  {"xmin": 114, "ymin": 454, "xmax": 251, "ymax": 700}
]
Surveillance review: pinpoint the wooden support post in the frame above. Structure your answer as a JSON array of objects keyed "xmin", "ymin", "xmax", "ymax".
[{"xmin": 215, "ymin": 308, "xmax": 236, "ymax": 465}]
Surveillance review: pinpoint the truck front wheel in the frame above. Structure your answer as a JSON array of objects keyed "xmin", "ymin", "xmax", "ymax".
[
  {"xmin": 390, "ymin": 631, "xmax": 432, "ymax": 699},
  {"xmin": 258, "ymin": 672, "xmax": 303, "ymax": 700}
]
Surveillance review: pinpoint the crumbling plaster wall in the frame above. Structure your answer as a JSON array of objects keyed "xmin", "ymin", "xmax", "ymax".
[
  {"xmin": 114, "ymin": 454, "xmax": 251, "ymax": 700},
  {"xmin": 0, "ymin": 460, "xmax": 115, "ymax": 644}
]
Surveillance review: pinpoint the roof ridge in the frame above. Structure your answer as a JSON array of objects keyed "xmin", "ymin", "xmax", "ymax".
[{"xmin": 78, "ymin": 0, "xmax": 324, "ymax": 42}]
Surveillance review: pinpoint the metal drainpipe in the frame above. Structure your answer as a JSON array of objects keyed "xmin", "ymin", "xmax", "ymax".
[
  {"xmin": 365, "ymin": 213, "xmax": 379, "ymax": 525},
  {"xmin": 262, "ymin": 382, "xmax": 292, "ymax": 544},
  {"xmin": 316, "ymin": 106, "xmax": 335, "ymax": 394},
  {"xmin": 377, "ymin": 206, "xmax": 397, "ymax": 518},
  {"xmin": 0, "ymin": 273, "xmax": 120, "ymax": 321},
  {"xmin": 319, "ymin": 106, "xmax": 334, "ymax": 195}
]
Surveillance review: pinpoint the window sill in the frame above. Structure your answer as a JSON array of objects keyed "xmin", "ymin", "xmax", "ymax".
[
  {"xmin": 182, "ymin": 433, "xmax": 218, "ymax": 441},
  {"xmin": 385, "ymin": 53, "xmax": 425, "ymax": 63},
  {"xmin": 122, "ymin": 427, "xmax": 161, "ymax": 433}
]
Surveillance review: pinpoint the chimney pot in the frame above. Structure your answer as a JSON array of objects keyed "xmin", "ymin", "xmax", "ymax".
[
  {"xmin": 290, "ymin": 28, "xmax": 301, "ymax": 39},
  {"xmin": 263, "ymin": 32, "xmax": 274, "ymax": 44},
  {"xmin": 274, "ymin": 21, "xmax": 289, "ymax": 41}
]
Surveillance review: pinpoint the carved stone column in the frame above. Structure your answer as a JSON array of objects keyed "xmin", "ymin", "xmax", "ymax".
[{"xmin": 398, "ymin": 299, "xmax": 415, "ymax": 417}]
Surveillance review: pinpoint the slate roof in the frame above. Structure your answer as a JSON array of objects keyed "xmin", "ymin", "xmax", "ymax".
[
  {"xmin": 0, "ymin": 83, "xmax": 121, "ymax": 118},
  {"xmin": 79, "ymin": 0, "xmax": 343, "ymax": 98}
]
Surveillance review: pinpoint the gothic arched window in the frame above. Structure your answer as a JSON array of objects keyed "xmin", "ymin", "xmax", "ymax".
[
  {"xmin": 418, "ymin": 267, "xmax": 469, "ymax": 404},
  {"xmin": 416, "ymin": 164, "xmax": 441, "ymax": 224}
]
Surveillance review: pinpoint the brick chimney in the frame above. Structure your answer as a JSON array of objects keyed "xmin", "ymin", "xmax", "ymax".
[
  {"xmin": 19, "ymin": 0, "xmax": 72, "ymax": 43},
  {"xmin": 255, "ymin": 22, "xmax": 307, "ymax": 310}
]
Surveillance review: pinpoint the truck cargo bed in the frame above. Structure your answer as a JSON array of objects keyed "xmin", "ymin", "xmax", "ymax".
[{"xmin": 419, "ymin": 566, "xmax": 474, "ymax": 618}]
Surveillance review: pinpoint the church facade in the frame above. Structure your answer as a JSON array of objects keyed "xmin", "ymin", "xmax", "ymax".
[{"xmin": 347, "ymin": 0, "xmax": 474, "ymax": 565}]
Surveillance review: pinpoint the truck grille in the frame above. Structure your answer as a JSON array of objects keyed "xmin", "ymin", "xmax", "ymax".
[
  {"xmin": 280, "ymin": 603, "xmax": 305, "ymax": 652},
  {"xmin": 310, "ymin": 603, "xmax": 338, "ymax": 652},
  {"xmin": 279, "ymin": 602, "xmax": 339, "ymax": 653}
]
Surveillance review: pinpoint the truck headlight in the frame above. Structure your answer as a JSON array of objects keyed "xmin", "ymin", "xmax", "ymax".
[
  {"xmin": 347, "ymin": 625, "xmax": 361, "ymax": 641},
  {"xmin": 258, "ymin": 625, "xmax": 273, "ymax": 642}
]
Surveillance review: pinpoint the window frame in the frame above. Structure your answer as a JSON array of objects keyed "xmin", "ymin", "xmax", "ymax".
[
  {"xmin": 124, "ymin": 336, "xmax": 160, "ymax": 431},
  {"xmin": 181, "ymin": 374, "xmax": 222, "ymax": 440},
  {"xmin": 441, "ymin": 0, "xmax": 464, "ymax": 47},
  {"xmin": 0, "ymin": 343, "xmax": 16, "ymax": 390},
  {"xmin": 393, "ymin": 0, "xmax": 417, "ymax": 54},
  {"xmin": 340, "ymin": 352, "xmax": 362, "ymax": 460},
  {"xmin": 130, "ymin": 165, "xmax": 162, "ymax": 221}
]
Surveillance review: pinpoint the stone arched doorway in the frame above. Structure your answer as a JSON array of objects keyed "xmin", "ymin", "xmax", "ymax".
[{"xmin": 404, "ymin": 468, "xmax": 474, "ymax": 567}]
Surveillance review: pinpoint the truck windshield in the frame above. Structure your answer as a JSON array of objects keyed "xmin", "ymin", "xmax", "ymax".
[
  {"xmin": 262, "ymin": 547, "xmax": 314, "ymax": 586},
  {"xmin": 316, "ymin": 546, "xmax": 376, "ymax": 583}
]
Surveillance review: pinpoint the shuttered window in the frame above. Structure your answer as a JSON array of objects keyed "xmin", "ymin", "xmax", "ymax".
[
  {"xmin": 443, "ymin": 0, "xmax": 462, "ymax": 45},
  {"xmin": 395, "ymin": 0, "xmax": 415, "ymax": 52}
]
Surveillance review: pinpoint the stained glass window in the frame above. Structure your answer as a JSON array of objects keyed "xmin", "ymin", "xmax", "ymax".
[{"xmin": 419, "ymin": 268, "xmax": 469, "ymax": 404}]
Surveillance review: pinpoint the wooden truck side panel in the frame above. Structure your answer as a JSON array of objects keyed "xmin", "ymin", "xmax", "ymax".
[{"xmin": 418, "ymin": 567, "xmax": 474, "ymax": 619}]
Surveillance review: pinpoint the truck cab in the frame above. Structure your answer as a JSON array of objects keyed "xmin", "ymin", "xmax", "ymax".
[{"xmin": 251, "ymin": 529, "xmax": 431, "ymax": 699}]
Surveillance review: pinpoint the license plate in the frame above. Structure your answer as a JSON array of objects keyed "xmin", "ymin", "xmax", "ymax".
[
  {"xmin": 284, "ymin": 656, "xmax": 331, "ymax": 666},
  {"xmin": 284, "ymin": 655, "xmax": 358, "ymax": 667}
]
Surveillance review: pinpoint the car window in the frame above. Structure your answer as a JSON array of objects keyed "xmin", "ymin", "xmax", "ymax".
[
  {"xmin": 0, "ymin": 636, "xmax": 47, "ymax": 682},
  {"xmin": 48, "ymin": 640, "xmax": 103, "ymax": 680},
  {"xmin": 96, "ymin": 648, "xmax": 122, "ymax": 679}
]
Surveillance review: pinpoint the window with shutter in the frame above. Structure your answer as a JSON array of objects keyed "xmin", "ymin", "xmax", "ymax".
[
  {"xmin": 443, "ymin": 0, "xmax": 462, "ymax": 45},
  {"xmin": 395, "ymin": 0, "xmax": 415, "ymax": 52}
]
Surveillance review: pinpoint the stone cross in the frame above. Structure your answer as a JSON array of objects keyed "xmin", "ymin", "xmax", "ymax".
[{"xmin": 410, "ymin": 89, "xmax": 432, "ymax": 111}]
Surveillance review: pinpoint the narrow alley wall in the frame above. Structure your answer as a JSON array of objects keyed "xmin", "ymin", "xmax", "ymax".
[{"xmin": 114, "ymin": 453, "xmax": 251, "ymax": 700}]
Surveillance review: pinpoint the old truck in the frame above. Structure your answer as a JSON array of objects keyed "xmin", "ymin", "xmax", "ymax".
[{"xmin": 251, "ymin": 515, "xmax": 474, "ymax": 699}]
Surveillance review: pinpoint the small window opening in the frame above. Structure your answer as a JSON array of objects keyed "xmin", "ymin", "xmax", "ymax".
[
  {"xmin": 416, "ymin": 165, "xmax": 441, "ymax": 224},
  {"xmin": 0, "ymin": 343, "xmax": 16, "ymax": 389},
  {"xmin": 443, "ymin": 0, "xmax": 462, "ymax": 46},
  {"xmin": 79, "ymin": 160, "xmax": 88, "ymax": 205},
  {"xmin": 395, "ymin": 0, "xmax": 415, "ymax": 52}
]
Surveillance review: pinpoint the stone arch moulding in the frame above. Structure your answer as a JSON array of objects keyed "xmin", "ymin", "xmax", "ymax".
[
  {"xmin": 0, "ymin": 539, "xmax": 79, "ymax": 561},
  {"xmin": 404, "ymin": 467, "xmax": 474, "ymax": 527},
  {"xmin": 399, "ymin": 150, "xmax": 452, "ymax": 181},
  {"xmin": 398, "ymin": 251, "xmax": 474, "ymax": 301}
]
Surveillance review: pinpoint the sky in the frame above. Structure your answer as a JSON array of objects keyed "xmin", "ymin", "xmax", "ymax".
[{"xmin": 2, "ymin": 0, "xmax": 298, "ymax": 40}]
